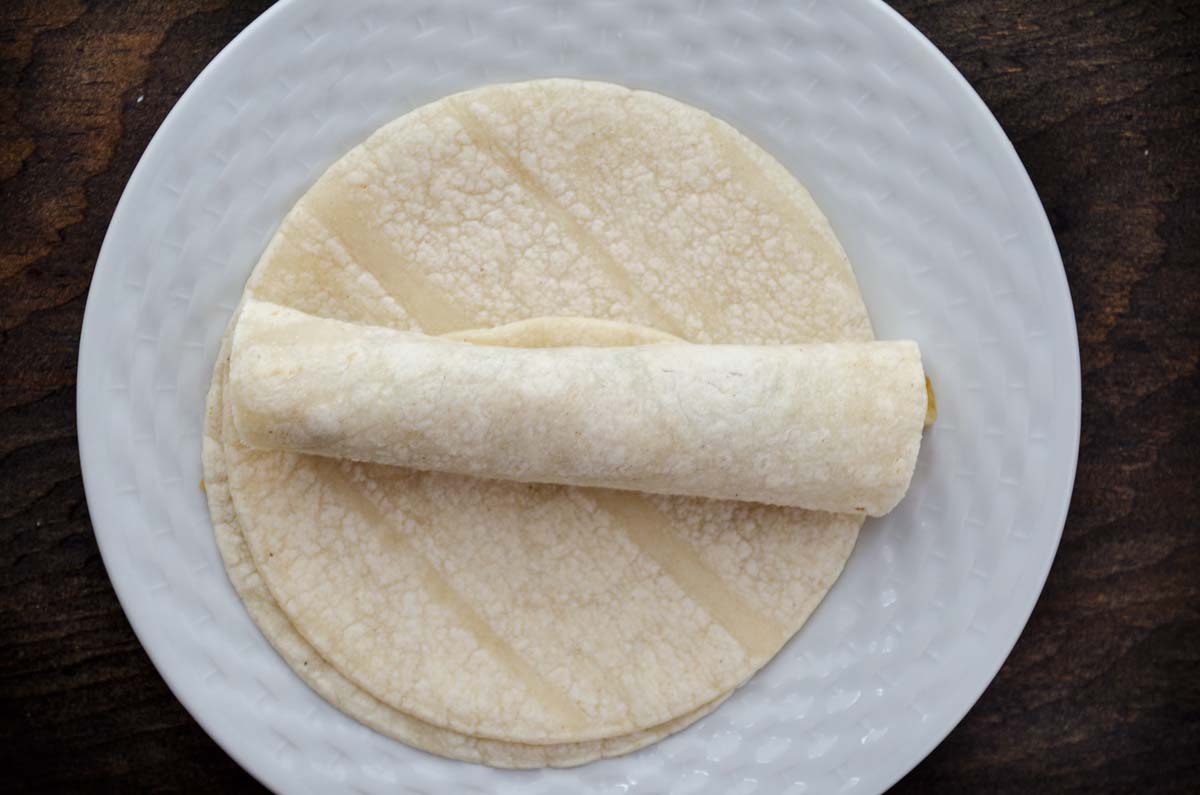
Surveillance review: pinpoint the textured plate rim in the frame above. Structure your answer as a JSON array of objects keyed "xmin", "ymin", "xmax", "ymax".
[
  {"xmin": 76, "ymin": 1, "xmax": 1082, "ymax": 792},
  {"xmin": 845, "ymin": 3, "xmax": 1080, "ymax": 791},
  {"xmin": 77, "ymin": 3, "xmax": 298, "ymax": 793}
]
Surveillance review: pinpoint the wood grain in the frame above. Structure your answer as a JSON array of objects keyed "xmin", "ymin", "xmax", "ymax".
[{"xmin": 0, "ymin": 1, "xmax": 1196, "ymax": 792}]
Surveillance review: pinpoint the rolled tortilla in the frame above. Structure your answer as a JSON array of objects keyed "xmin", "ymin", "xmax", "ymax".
[{"xmin": 230, "ymin": 300, "xmax": 927, "ymax": 516}]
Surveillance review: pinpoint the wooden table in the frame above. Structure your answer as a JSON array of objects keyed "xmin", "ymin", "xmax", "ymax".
[{"xmin": 2, "ymin": 1, "xmax": 1196, "ymax": 792}]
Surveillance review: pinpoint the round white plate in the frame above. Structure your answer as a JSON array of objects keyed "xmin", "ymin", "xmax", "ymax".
[{"xmin": 78, "ymin": 1, "xmax": 1080, "ymax": 792}]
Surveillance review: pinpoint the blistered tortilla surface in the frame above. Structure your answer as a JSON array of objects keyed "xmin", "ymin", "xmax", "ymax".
[
  {"xmin": 208, "ymin": 78, "xmax": 873, "ymax": 746},
  {"xmin": 204, "ymin": 323, "xmax": 729, "ymax": 767},
  {"xmin": 230, "ymin": 301, "xmax": 926, "ymax": 515}
]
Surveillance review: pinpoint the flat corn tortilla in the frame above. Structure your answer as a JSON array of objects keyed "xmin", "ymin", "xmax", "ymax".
[
  {"xmin": 211, "ymin": 78, "xmax": 872, "ymax": 746},
  {"xmin": 204, "ymin": 323, "xmax": 731, "ymax": 767}
]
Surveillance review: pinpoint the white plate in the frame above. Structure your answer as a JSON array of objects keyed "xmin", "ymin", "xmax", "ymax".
[{"xmin": 77, "ymin": 1, "xmax": 1080, "ymax": 792}]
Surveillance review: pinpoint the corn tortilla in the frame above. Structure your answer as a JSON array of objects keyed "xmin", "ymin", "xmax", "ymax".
[
  {"xmin": 229, "ymin": 301, "xmax": 926, "ymax": 515},
  {"xmin": 208, "ymin": 79, "xmax": 872, "ymax": 746},
  {"xmin": 204, "ymin": 322, "xmax": 730, "ymax": 767}
]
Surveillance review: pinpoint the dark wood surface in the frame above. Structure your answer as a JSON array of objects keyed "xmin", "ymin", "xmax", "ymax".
[{"xmin": 2, "ymin": 1, "xmax": 1197, "ymax": 792}]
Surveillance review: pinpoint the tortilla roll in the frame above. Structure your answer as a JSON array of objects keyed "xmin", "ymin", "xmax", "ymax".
[{"xmin": 230, "ymin": 300, "xmax": 927, "ymax": 516}]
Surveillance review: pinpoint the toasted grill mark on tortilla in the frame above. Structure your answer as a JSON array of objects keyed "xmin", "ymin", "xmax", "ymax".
[
  {"xmin": 310, "ymin": 458, "xmax": 593, "ymax": 732},
  {"xmin": 343, "ymin": 457, "xmax": 647, "ymax": 722},
  {"xmin": 703, "ymin": 118, "xmax": 873, "ymax": 343},
  {"xmin": 445, "ymin": 97, "xmax": 687, "ymax": 337},
  {"xmin": 305, "ymin": 173, "xmax": 472, "ymax": 334},
  {"xmin": 587, "ymin": 490, "xmax": 788, "ymax": 659},
  {"xmin": 242, "ymin": 207, "xmax": 413, "ymax": 331}
]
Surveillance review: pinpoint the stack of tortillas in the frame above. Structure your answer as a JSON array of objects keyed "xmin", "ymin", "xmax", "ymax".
[{"xmin": 202, "ymin": 79, "xmax": 926, "ymax": 766}]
